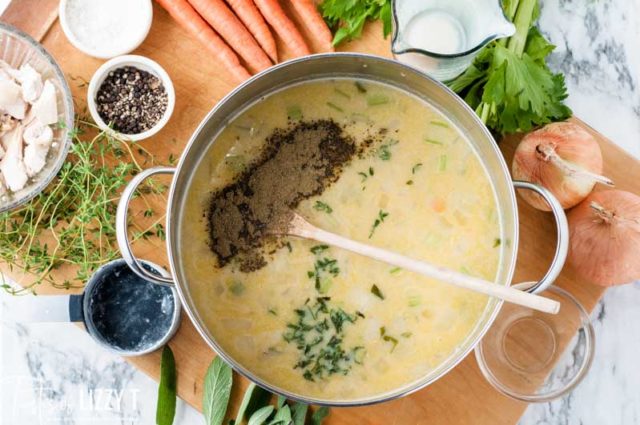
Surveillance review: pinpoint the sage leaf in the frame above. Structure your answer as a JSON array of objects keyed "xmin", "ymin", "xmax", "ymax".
[
  {"xmin": 311, "ymin": 406, "xmax": 330, "ymax": 425},
  {"xmin": 235, "ymin": 383, "xmax": 272, "ymax": 424},
  {"xmin": 276, "ymin": 395, "xmax": 286, "ymax": 409},
  {"xmin": 235, "ymin": 383, "xmax": 257, "ymax": 424},
  {"xmin": 269, "ymin": 405, "xmax": 291, "ymax": 425},
  {"xmin": 248, "ymin": 406, "xmax": 274, "ymax": 425},
  {"xmin": 156, "ymin": 346, "xmax": 176, "ymax": 425},
  {"xmin": 290, "ymin": 402, "xmax": 308, "ymax": 425},
  {"xmin": 203, "ymin": 357, "xmax": 233, "ymax": 425}
]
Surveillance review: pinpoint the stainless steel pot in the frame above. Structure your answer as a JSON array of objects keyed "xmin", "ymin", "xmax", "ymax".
[{"xmin": 116, "ymin": 54, "xmax": 569, "ymax": 406}]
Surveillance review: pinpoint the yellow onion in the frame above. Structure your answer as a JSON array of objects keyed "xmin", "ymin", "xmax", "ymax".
[
  {"xmin": 512, "ymin": 122, "xmax": 613, "ymax": 211},
  {"xmin": 568, "ymin": 190, "xmax": 640, "ymax": 286}
]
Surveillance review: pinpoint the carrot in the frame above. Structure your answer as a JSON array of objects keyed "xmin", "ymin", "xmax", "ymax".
[
  {"xmin": 227, "ymin": 0, "xmax": 278, "ymax": 63},
  {"xmin": 253, "ymin": 0, "xmax": 311, "ymax": 57},
  {"xmin": 290, "ymin": 0, "xmax": 334, "ymax": 52},
  {"xmin": 188, "ymin": 0, "xmax": 273, "ymax": 73},
  {"xmin": 155, "ymin": 0, "xmax": 250, "ymax": 82}
]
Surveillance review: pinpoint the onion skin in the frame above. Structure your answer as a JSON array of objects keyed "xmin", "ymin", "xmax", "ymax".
[
  {"xmin": 513, "ymin": 122, "xmax": 610, "ymax": 211},
  {"xmin": 568, "ymin": 190, "xmax": 640, "ymax": 286}
]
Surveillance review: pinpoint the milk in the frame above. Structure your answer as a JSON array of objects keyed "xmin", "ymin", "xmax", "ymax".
[{"xmin": 404, "ymin": 9, "xmax": 467, "ymax": 55}]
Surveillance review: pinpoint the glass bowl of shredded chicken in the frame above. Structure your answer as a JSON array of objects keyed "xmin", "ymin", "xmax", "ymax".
[{"xmin": 0, "ymin": 22, "xmax": 74, "ymax": 213}]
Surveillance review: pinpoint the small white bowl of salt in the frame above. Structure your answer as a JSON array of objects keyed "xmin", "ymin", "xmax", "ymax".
[{"xmin": 59, "ymin": 0, "xmax": 153, "ymax": 59}]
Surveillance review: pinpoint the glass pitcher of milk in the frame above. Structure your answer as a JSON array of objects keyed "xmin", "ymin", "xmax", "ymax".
[{"xmin": 391, "ymin": 0, "xmax": 515, "ymax": 81}]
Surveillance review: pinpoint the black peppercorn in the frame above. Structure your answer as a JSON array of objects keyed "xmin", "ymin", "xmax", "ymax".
[{"xmin": 95, "ymin": 66, "xmax": 168, "ymax": 135}]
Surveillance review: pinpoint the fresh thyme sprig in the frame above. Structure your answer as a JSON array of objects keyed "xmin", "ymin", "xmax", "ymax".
[{"xmin": 0, "ymin": 119, "xmax": 166, "ymax": 294}]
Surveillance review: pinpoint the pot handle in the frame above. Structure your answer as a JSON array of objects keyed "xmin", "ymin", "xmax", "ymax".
[
  {"xmin": 116, "ymin": 166, "xmax": 176, "ymax": 287},
  {"xmin": 513, "ymin": 180, "xmax": 569, "ymax": 294}
]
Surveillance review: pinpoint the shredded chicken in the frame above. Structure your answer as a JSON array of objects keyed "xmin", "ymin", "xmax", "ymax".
[{"xmin": 0, "ymin": 60, "xmax": 58, "ymax": 194}]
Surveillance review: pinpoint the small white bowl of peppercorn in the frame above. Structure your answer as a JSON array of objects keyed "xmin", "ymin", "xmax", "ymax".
[{"xmin": 88, "ymin": 55, "xmax": 175, "ymax": 142}]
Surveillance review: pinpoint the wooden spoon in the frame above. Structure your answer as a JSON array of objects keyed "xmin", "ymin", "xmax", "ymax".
[{"xmin": 278, "ymin": 213, "xmax": 560, "ymax": 314}]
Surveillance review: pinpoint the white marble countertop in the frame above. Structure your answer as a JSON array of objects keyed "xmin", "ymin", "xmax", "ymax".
[{"xmin": 2, "ymin": 0, "xmax": 640, "ymax": 423}]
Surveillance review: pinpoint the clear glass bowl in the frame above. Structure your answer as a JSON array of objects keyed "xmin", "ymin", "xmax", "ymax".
[
  {"xmin": 475, "ymin": 283, "xmax": 595, "ymax": 402},
  {"xmin": 0, "ymin": 22, "xmax": 74, "ymax": 213}
]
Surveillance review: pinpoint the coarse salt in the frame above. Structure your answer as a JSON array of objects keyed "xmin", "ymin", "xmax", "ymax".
[{"xmin": 64, "ymin": 0, "xmax": 151, "ymax": 57}]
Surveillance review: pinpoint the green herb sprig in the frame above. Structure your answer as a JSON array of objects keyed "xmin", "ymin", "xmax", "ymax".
[
  {"xmin": 283, "ymin": 297, "xmax": 365, "ymax": 382},
  {"xmin": 0, "ymin": 120, "xmax": 166, "ymax": 294}
]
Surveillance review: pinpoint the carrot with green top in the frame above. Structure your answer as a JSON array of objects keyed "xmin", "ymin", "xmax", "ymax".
[
  {"xmin": 155, "ymin": 0, "xmax": 250, "ymax": 82},
  {"xmin": 227, "ymin": 0, "xmax": 278, "ymax": 63},
  {"xmin": 188, "ymin": 0, "xmax": 273, "ymax": 73},
  {"xmin": 290, "ymin": 0, "xmax": 334, "ymax": 52},
  {"xmin": 254, "ymin": 0, "xmax": 311, "ymax": 57}
]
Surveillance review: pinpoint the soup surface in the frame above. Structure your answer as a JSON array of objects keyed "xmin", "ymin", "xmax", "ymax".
[{"xmin": 179, "ymin": 79, "xmax": 502, "ymax": 401}]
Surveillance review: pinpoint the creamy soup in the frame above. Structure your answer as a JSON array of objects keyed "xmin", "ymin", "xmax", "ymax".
[{"xmin": 179, "ymin": 79, "xmax": 502, "ymax": 401}]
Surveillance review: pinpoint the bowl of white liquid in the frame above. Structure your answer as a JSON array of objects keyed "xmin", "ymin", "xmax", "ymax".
[{"xmin": 391, "ymin": 0, "xmax": 515, "ymax": 81}]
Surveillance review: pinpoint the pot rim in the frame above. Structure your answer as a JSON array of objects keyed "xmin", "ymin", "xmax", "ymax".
[{"xmin": 165, "ymin": 53, "xmax": 519, "ymax": 406}]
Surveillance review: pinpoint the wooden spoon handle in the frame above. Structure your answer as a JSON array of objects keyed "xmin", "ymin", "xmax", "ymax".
[{"xmin": 296, "ymin": 223, "xmax": 560, "ymax": 315}]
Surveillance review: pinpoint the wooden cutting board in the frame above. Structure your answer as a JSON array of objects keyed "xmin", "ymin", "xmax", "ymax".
[{"xmin": 3, "ymin": 2, "xmax": 638, "ymax": 423}]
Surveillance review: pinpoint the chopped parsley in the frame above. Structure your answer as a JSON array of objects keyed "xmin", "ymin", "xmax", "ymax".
[
  {"xmin": 412, "ymin": 163, "xmax": 423, "ymax": 174},
  {"xmin": 493, "ymin": 238, "xmax": 502, "ymax": 247}
]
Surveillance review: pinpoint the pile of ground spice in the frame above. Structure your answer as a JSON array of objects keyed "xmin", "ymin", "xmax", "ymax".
[
  {"xmin": 96, "ymin": 66, "xmax": 168, "ymax": 134},
  {"xmin": 207, "ymin": 120, "xmax": 357, "ymax": 272}
]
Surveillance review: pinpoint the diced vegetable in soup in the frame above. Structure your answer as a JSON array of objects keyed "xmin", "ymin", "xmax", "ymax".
[{"xmin": 179, "ymin": 79, "xmax": 502, "ymax": 401}]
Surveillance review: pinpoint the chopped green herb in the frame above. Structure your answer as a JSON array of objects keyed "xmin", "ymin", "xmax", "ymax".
[
  {"xmin": 379, "ymin": 327, "xmax": 399, "ymax": 352},
  {"xmin": 144, "ymin": 208, "xmax": 154, "ymax": 218},
  {"xmin": 401, "ymin": 332, "xmax": 413, "ymax": 338},
  {"xmin": 313, "ymin": 201, "xmax": 333, "ymax": 214},
  {"xmin": 406, "ymin": 180, "xmax": 414, "ymax": 185},
  {"xmin": 358, "ymin": 171, "xmax": 369, "ymax": 182},
  {"xmin": 423, "ymin": 138, "xmax": 443, "ymax": 145},
  {"xmin": 369, "ymin": 167, "xmax": 374, "ymax": 176},
  {"xmin": 308, "ymin": 247, "xmax": 340, "ymax": 293},
  {"xmin": 493, "ymin": 238, "xmax": 502, "ymax": 247},
  {"xmin": 168, "ymin": 153, "xmax": 177, "ymax": 165},
  {"xmin": 438, "ymin": 155, "xmax": 448, "ymax": 172},
  {"xmin": 355, "ymin": 81, "xmax": 367, "ymax": 93},
  {"xmin": 287, "ymin": 105, "xmax": 303, "ymax": 120},
  {"xmin": 371, "ymin": 284, "xmax": 385, "ymax": 300},
  {"xmin": 460, "ymin": 266, "xmax": 471, "ymax": 275},
  {"xmin": 326, "ymin": 102, "xmax": 344, "ymax": 112},
  {"xmin": 268, "ymin": 308, "xmax": 278, "ymax": 316},
  {"xmin": 310, "ymin": 245, "xmax": 329, "ymax": 255},
  {"xmin": 369, "ymin": 209, "xmax": 389, "ymax": 238},
  {"xmin": 334, "ymin": 88, "xmax": 351, "ymax": 99},
  {"xmin": 367, "ymin": 93, "xmax": 390, "ymax": 106},
  {"xmin": 412, "ymin": 163, "xmax": 423, "ymax": 174},
  {"xmin": 389, "ymin": 267, "xmax": 402, "ymax": 274},
  {"xmin": 284, "ymin": 298, "xmax": 363, "ymax": 381},
  {"xmin": 285, "ymin": 241, "xmax": 293, "ymax": 253}
]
